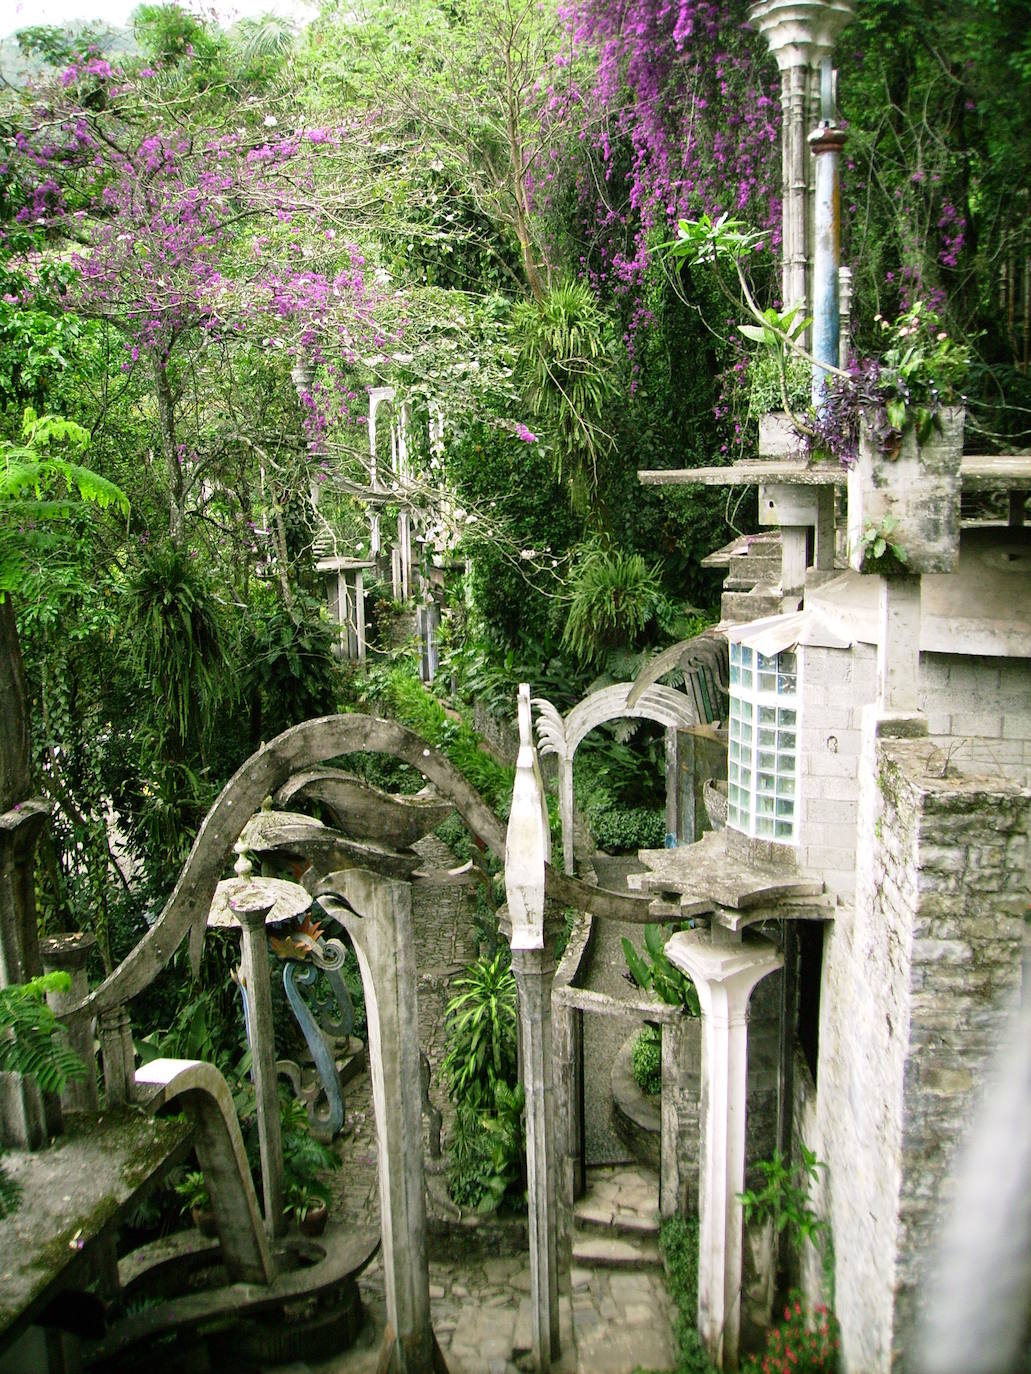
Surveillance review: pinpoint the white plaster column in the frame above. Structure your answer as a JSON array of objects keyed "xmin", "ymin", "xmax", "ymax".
[{"xmin": 666, "ymin": 930, "xmax": 784, "ymax": 1371}]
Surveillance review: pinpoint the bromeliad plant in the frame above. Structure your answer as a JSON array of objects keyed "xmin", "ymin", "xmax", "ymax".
[{"xmin": 666, "ymin": 218, "xmax": 971, "ymax": 467}]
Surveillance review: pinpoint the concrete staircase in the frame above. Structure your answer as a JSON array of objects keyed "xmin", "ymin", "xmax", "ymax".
[{"xmin": 571, "ymin": 1165, "xmax": 663, "ymax": 1274}]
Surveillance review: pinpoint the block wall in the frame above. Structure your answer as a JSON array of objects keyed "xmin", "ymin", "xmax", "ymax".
[
  {"xmin": 812, "ymin": 729, "xmax": 1029, "ymax": 1373},
  {"xmin": 797, "ymin": 647, "xmax": 1031, "ymax": 900}
]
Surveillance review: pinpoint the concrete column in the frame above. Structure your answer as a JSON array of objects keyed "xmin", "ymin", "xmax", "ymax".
[
  {"xmin": 98, "ymin": 1003, "xmax": 134, "ymax": 1107},
  {"xmin": 749, "ymin": 2, "xmax": 855, "ymax": 323},
  {"xmin": 665, "ymin": 930, "xmax": 784, "ymax": 1371},
  {"xmin": 505, "ymin": 683, "xmax": 559, "ymax": 1371},
  {"xmin": 780, "ymin": 59, "xmax": 810, "ymax": 317},
  {"xmin": 877, "ymin": 574, "xmax": 922, "ymax": 715},
  {"xmin": 512, "ymin": 946, "xmax": 561, "ymax": 1371},
  {"xmin": 0, "ymin": 801, "xmax": 56, "ymax": 1149},
  {"xmin": 551, "ymin": 994, "xmax": 583, "ymax": 1259},
  {"xmin": 40, "ymin": 932, "xmax": 99, "ymax": 1114},
  {"xmin": 234, "ymin": 892, "xmax": 286, "ymax": 1238},
  {"xmin": 319, "ymin": 872, "xmax": 437, "ymax": 1374}
]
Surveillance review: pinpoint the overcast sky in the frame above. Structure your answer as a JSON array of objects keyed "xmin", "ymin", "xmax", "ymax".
[{"xmin": 0, "ymin": 0, "xmax": 317, "ymax": 42}]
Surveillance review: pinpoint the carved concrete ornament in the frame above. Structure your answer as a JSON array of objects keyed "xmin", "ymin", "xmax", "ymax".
[{"xmin": 505, "ymin": 685, "xmax": 552, "ymax": 950}]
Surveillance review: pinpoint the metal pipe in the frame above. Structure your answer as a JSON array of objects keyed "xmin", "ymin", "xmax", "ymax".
[{"xmin": 809, "ymin": 61, "xmax": 846, "ymax": 412}]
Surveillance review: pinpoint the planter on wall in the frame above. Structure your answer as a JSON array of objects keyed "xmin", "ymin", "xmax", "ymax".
[{"xmin": 847, "ymin": 406, "xmax": 965, "ymax": 574}]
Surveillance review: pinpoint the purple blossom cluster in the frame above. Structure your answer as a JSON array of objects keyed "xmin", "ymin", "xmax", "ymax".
[
  {"xmin": 549, "ymin": 0, "xmax": 781, "ymax": 289},
  {"xmin": 8, "ymin": 59, "xmax": 389, "ymax": 454}
]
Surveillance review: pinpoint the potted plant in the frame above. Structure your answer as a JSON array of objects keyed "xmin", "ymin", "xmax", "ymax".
[
  {"xmin": 175, "ymin": 1170, "xmax": 217, "ymax": 1237},
  {"xmin": 284, "ymin": 1179, "xmax": 330, "ymax": 1236},
  {"xmin": 280, "ymin": 1095, "xmax": 340, "ymax": 1235}
]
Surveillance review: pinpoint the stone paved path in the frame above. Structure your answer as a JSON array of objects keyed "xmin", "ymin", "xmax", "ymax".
[{"xmin": 302, "ymin": 1124, "xmax": 674, "ymax": 1374}]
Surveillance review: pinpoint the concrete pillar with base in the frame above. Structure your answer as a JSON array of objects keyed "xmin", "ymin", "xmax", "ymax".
[
  {"xmin": 318, "ymin": 871, "xmax": 442, "ymax": 1374},
  {"xmin": 665, "ymin": 929, "xmax": 784, "ymax": 1372},
  {"xmin": 505, "ymin": 685, "xmax": 560, "ymax": 1372},
  {"xmin": 233, "ymin": 892, "xmax": 287, "ymax": 1239},
  {"xmin": 40, "ymin": 932, "xmax": 99, "ymax": 1114}
]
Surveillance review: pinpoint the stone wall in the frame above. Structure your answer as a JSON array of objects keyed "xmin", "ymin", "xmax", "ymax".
[
  {"xmin": 810, "ymin": 724, "xmax": 1029, "ymax": 1373},
  {"xmin": 797, "ymin": 646, "xmax": 1031, "ymax": 901}
]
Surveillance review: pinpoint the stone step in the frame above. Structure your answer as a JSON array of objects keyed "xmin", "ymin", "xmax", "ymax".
[
  {"xmin": 571, "ymin": 1233, "xmax": 662, "ymax": 1270},
  {"xmin": 573, "ymin": 1199, "xmax": 660, "ymax": 1238},
  {"xmin": 721, "ymin": 587, "xmax": 784, "ymax": 622}
]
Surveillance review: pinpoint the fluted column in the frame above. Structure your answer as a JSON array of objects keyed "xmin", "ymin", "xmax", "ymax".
[{"xmin": 666, "ymin": 929, "xmax": 784, "ymax": 1371}]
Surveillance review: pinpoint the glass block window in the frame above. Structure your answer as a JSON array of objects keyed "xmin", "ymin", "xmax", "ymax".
[{"xmin": 727, "ymin": 641, "xmax": 799, "ymax": 842}]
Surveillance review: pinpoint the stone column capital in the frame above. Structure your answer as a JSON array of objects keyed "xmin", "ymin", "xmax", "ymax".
[{"xmin": 665, "ymin": 929, "xmax": 784, "ymax": 1017}]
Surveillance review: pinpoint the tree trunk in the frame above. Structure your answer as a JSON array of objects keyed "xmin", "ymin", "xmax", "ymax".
[
  {"xmin": 0, "ymin": 598, "xmax": 31, "ymax": 815},
  {"xmin": 153, "ymin": 353, "xmax": 184, "ymax": 542}
]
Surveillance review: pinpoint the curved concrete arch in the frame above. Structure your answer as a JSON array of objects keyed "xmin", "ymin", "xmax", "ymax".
[
  {"xmin": 533, "ymin": 682, "xmax": 699, "ymax": 875},
  {"xmin": 77, "ymin": 714, "xmax": 655, "ymax": 1023},
  {"xmin": 134, "ymin": 1057, "xmax": 274, "ymax": 1285}
]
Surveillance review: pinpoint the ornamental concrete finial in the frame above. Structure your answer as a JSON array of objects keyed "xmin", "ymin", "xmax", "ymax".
[
  {"xmin": 748, "ymin": 0, "xmax": 855, "ymax": 69},
  {"xmin": 505, "ymin": 684, "xmax": 551, "ymax": 950}
]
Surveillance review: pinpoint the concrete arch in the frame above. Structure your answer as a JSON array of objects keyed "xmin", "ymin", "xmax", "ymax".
[
  {"xmin": 134, "ymin": 1057, "xmax": 274, "ymax": 1285},
  {"xmin": 533, "ymin": 683, "xmax": 700, "ymax": 875},
  {"xmin": 77, "ymin": 714, "xmax": 656, "ymax": 1024}
]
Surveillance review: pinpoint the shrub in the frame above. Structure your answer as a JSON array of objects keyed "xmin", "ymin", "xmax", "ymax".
[
  {"xmin": 659, "ymin": 1216, "xmax": 718, "ymax": 1374},
  {"xmin": 441, "ymin": 951, "xmax": 518, "ymax": 1111},
  {"xmin": 446, "ymin": 1082, "xmax": 525, "ymax": 1214},
  {"xmin": 592, "ymin": 805, "xmax": 666, "ymax": 853},
  {"xmin": 631, "ymin": 1024, "xmax": 662, "ymax": 1096},
  {"xmin": 740, "ymin": 1293, "xmax": 840, "ymax": 1374}
]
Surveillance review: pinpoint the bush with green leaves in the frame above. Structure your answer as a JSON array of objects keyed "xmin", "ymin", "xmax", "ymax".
[
  {"xmin": 441, "ymin": 951, "xmax": 518, "ymax": 1111},
  {"xmin": 622, "ymin": 924, "xmax": 701, "ymax": 1015},
  {"xmin": 592, "ymin": 806, "xmax": 666, "ymax": 853},
  {"xmin": 446, "ymin": 1081, "xmax": 525, "ymax": 1214},
  {"xmin": 0, "ymin": 972, "xmax": 86, "ymax": 1217},
  {"xmin": 657, "ymin": 1216, "xmax": 717, "ymax": 1374},
  {"xmin": 631, "ymin": 1024, "xmax": 663, "ymax": 1097}
]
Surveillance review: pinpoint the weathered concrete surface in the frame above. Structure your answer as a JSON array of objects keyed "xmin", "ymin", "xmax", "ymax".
[
  {"xmin": 812, "ymin": 730, "xmax": 1030, "ymax": 1372},
  {"xmin": 0, "ymin": 1108, "xmax": 192, "ymax": 1350}
]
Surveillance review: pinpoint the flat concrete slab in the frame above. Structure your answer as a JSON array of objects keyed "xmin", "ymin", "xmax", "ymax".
[
  {"xmin": 628, "ymin": 831, "xmax": 823, "ymax": 911},
  {"xmin": 0, "ymin": 1107, "xmax": 193, "ymax": 1350}
]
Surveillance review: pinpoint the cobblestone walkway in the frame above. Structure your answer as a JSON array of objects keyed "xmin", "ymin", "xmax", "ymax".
[{"xmin": 304, "ymin": 1088, "xmax": 674, "ymax": 1374}]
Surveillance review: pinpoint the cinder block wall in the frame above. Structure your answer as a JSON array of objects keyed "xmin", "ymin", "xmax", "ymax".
[
  {"xmin": 797, "ymin": 647, "xmax": 1031, "ymax": 900},
  {"xmin": 813, "ymin": 731, "xmax": 1029, "ymax": 1373}
]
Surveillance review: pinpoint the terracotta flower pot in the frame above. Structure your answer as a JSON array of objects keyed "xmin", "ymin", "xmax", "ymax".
[
  {"xmin": 192, "ymin": 1205, "xmax": 218, "ymax": 1238},
  {"xmin": 297, "ymin": 1201, "xmax": 328, "ymax": 1237}
]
